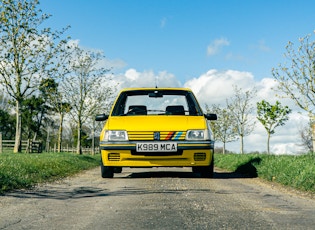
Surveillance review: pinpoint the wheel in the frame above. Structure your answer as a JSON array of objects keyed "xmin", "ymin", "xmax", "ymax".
[
  {"xmin": 100, "ymin": 159, "xmax": 114, "ymax": 178},
  {"xmin": 193, "ymin": 156, "xmax": 214, "ymax": 178}
]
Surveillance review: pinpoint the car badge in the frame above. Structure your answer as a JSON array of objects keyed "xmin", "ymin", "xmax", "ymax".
[{"xmin": 154, "ymin": 132, "xmax": 160, "ymax": 140}]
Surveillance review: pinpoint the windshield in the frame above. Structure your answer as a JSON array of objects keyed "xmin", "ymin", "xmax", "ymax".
[
  {"xmin": 111, "ymin": 89, "xmax": 204, "ymax": 116},
  {"xmin": 112, "ymin": 90, "xmax": 203, "ymax": 116}
]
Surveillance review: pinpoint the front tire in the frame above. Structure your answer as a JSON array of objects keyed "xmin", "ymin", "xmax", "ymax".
[
  {"xmin": 193, "ymin": 155, "xmax": 214, "ymax": 178},
  {"xmin": 101, "ymin": 159, "xmax": 114, "ymax": 178}
]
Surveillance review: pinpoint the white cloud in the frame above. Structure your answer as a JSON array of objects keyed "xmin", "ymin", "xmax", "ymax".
[
  {"xmin": 207, "ymin": 38, "xmax": 230, "ymax": 56},
  {"xmin": 125, "ymin": 68, "xmax": 140, "ymax": 81},
  {"xmin": 184, "ymin": 69, "xmax": 255, "ymax": 106},
  {"xmin": 256, "ymin": 78, "xmax": 278, "ymax": 102},
  {"xmin": 113, "ymin": 68, "xmax": 181, "ymax": 91}
]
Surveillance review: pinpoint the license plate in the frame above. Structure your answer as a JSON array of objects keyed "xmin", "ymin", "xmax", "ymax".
[{"xmin": 136, "ymin": 142, "xmax": 177, "ymax": 152}]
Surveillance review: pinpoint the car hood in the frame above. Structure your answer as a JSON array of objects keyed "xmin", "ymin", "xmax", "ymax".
[{"xmin": 106, "ymin": 115, "xmax": 207, "ymax": 131}]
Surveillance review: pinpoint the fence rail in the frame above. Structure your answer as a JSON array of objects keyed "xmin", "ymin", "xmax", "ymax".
[{"xmin": 47, "ymin": 144, "xmax": 99, "ymax": 154}]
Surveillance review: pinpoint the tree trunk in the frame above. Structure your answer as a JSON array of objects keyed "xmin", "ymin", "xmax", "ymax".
[
  {"xmin": 267, "ymin": 132, "xmax": 270, "ymax": 154},
  {"xmin": 46, "ymin": 127, "xmax": 50, "ymax": 152},
  {"xmin": 13, "ymin": 100, "xmax": 22, "ymax": 153},
  {"xmin": 92, "ymin": 120, "xmax": 95, "ymax": 155},
  {"xmin": 57, "ymin": 113, "xmax": 64, "ymax": 153},
  {"xmin": 240, "ymin": 135, "xmax": 244, "ymax": 154},
  {"xmin": 223, "ymin": 142, "xmax": 226, "ymax": 154},
  {"xmin": 77, "ymin": 120, "xmax": 82, "ymax": 155}
]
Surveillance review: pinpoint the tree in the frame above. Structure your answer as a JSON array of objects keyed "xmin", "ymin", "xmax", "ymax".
[
  {"xmin": 20, "ymin": 95, "xmax": 47, "ymax": 140},
  {"xmin": 257, "ymin": 100, "xmax": 291, "ymax": 154},
  {"xmin": 207, "ymin": 104, "xmax": 238, "ymax": 154},
  {"xmin": 0, "ymin": 91, "xmax": 15, "ymax": 139},
  {"xmin": 0, "ymin": 0, "xmax": 68, "ymax": 152},
  {"xmin": 272, "ymin": 32, "xmax": 315, "ymax": 152},
  {"xmin": 298, "ymin": 121, "xmax": 313, "ymax": 153},
  {"xmin": 227, "ymin": 86, "xmax": 257, "ymax": 154},
  {"xmin": 60, "ymin": 44, "xmax": 113, "ymax": 154},
  {"xmin": 0, "ymin": 109, "xmax": 15, "ymax": 139},
  {"xmin": 39, "ymin": 78, "xmax": 71, "ymax": 152}
]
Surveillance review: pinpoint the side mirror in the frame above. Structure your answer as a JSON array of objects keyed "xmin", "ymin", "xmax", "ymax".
[
  {"xmin": 95, "ymin": 114, "xmax": 109, "ymax": 121},
  {"xmin": 204, "ymin": 113, "xmax": 217, "ymax": 120}
]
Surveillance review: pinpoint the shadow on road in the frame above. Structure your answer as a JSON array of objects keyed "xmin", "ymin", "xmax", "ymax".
[
  {"xmin": 3, "ymin": 158, "xmax": 262, "ymax": 200},
  {"xmin": 126, "ymin": 170, "xmax": 249, "ymax": 179},
  {"xmin": 2, "ymin": 170, "xmax": 254, "ymax": 200},
  {"xmin": 126, "ymin": 157, "xmax": 262, "ymax": 179}
]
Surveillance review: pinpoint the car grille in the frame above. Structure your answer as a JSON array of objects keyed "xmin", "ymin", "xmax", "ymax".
[
  {"xmin": 128, "ymin": 131, "xmax": 186, "ymax": 141},
  {"xmin": 194, "ymin": 152, "xmax": 206, "ymax": 161}
]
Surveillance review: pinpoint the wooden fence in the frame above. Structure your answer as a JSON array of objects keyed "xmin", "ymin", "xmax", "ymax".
[
  {"xmin": 0, "ymin": 133, "xmax": 42, "ymax": 153},
  {"xmin": 0, "ymin": 133, "xmax": 98, "ymax": 154},
  {"xmin": 47, "ymin": 144, "xmax": 99, "ymax": 154}
]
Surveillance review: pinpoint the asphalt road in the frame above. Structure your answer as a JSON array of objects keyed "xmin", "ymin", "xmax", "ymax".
[{"xmin": 1, "ymin": 167, "xmax": 315, "ymax": 230}]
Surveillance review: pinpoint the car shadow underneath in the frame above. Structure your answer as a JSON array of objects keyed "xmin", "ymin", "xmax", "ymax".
[{"xmin": 124, "ymin": 170, "xmax": 255, "ymax": 179}]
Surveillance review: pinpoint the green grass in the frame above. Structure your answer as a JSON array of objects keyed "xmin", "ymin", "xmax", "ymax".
[
  {"xmin": 215, "ymin": 153, "xmax": 315, "ymax": 193},
  {"xmin": 0, "ymin": 152, "xmax": 100, "ymax": 193}
]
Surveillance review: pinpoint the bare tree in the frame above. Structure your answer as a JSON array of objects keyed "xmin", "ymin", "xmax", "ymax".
[
  {"xmin": 298, "ymin": 120, "xmax": 313, "ymax": 153},
  {"xmin": 227, "ymin": 86, "xmax": 257, "ymax": 154},
  {"xmin": 60, "ymin": 44, "xmax": 113, "ymax": 154},
  {"xmin": 207, "ymin": 104, "xmax": 238, "ymax": 154},
  {"xmin": 272, "ymin": 32, "xmax": 315, "ymax": 151},
  {"xmin": 0, "ymin": 0, "xmax": 68, "ymax": 152}
]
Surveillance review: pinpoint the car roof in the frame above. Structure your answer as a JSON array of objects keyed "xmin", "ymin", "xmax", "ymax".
[{"xmin": 119, "ymin": 87, "xmax": 193, "ymax": 92}]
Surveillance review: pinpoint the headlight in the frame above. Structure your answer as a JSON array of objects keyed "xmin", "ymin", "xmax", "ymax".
[
  {"xmin": 103, "ymin": 130, "xmax": 128, "ymax": 141},
  {"xmin": 186, "ymin": 129, "xmax": 210, "ymax": 140}
]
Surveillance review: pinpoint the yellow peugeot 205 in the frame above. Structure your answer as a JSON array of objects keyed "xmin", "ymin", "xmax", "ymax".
[{"xmin": 95, "ymin": 88, "xmax": 217, "ymax": 178}]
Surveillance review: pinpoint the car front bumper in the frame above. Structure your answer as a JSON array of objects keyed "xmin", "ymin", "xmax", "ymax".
[{"xmin": 100, "ymin": 141, "xmax": 214, "ymax": 167}]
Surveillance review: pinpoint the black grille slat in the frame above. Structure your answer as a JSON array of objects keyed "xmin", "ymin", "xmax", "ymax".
[
  {"xmin": 194, "ymin": 153, "xmax": 206, "ymax": 161},
  {"xmin": 108, "ymin": 153, "xmax": 120, "ymax": 161}
]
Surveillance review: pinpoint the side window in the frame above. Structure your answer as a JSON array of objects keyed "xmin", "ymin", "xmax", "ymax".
[
  {"xmin": 111, "ymin": 93, "xmax": 127, "ymax": 116},
  {"xmin": 186, "ymin": 93, "xmax": 203, "ymax": 116}
]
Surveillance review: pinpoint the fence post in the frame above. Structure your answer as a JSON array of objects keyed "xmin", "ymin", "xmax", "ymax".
[{"xmin": 25, "ymin": 139, "xmax": 31, "ymax": 153}]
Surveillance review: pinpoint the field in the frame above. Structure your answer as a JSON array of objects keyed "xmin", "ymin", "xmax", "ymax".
[{"xmin": 0, "ymin": 152, "xmax": 314, "ymax": 195}]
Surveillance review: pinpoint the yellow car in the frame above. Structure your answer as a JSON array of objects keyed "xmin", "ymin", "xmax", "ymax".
[{"xmin": 95, "ymin": 88, "xmax": 217, "ymax": 178}]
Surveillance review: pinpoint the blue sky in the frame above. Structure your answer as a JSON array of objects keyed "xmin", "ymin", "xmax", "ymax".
[
  {"xmin": 41, "ymin": 0, "xmax": 315, "ymax": 83},
  {"xmin": 39, "ymin": 0, "xmax": 315, "ymax": 153}
]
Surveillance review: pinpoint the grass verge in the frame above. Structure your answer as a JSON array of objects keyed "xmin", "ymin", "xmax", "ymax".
[
  {"xmin": 215, "ymin": 153, "xmax": 315, "ymax": 194},
  {"xmin": 0, "ymin": 152, "xmax": 100, "ymax": 194}
]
